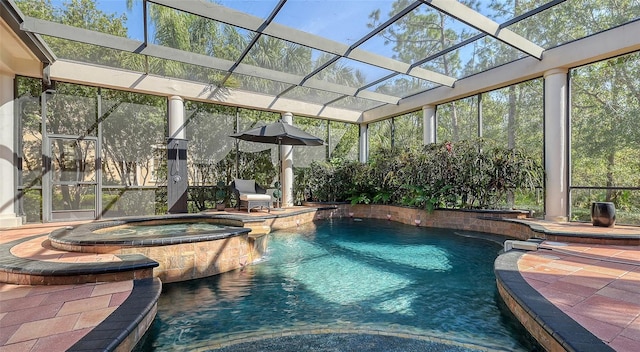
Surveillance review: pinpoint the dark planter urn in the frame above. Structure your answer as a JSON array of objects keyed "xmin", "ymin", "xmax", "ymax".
[{"xmin": 591, "ymin": 202, "xmax": 616, "ymax": 227}]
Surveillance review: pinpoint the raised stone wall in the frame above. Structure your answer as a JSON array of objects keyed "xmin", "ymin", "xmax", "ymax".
[
  {"xmin": 117, "ymin": 234, "xmax": 252, "ymax": 283},
  {"xmin": 305, "ymin": 204, "xmax": 532, "ymax": 240}
]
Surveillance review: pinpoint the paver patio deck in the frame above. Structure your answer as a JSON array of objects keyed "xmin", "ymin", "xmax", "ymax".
[
  {"xmin": 517, "ymin": 241, "xmax": 640, "ymax": 351},
  {"xmin": 0, "ymin": 212, "xmax": 638, "ymax": 351}
]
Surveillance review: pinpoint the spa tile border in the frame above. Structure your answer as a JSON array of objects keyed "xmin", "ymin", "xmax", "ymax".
[
  {"xmin": 495, "ymin": 249, "xmax": 615, "ymax": 352},
  {"xmin": 0, "ymin": 234, "xmax": 158, "ymax": 276},
  {"xmin": 49, "ymin": 219, "xmax": 251, "ymax": 247},
  {"xmin": 68, "ymin": 277, "xmax": 162, "ymax": 351}
]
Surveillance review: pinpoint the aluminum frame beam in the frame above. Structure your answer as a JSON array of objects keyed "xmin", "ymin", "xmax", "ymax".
[
  {"xmin": 363, "ymin": 18, "xmax": 640, "ymax": 122},
  {"xmin": 19, "ymin": 16, "xmax": 402, "ymax": 106},
  {"xmin": 420, "ymin": 0, "xmax": 544, "ymax": 59},
  {"xmin": 149, "ymin": 0, "xmax": 456, "ymax": 86},
  {"xmin": 48, "ymin": 59, "xmax": 364, "ymax": 122},
  {"xmin": 1, "ymin": 0, "xmax": 55, "ymax": 64}
]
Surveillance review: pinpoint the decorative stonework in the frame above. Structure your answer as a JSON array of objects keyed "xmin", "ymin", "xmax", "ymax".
[{"xmin": 496, "ymin": 283, "xmax": 566, "ymax": 352}]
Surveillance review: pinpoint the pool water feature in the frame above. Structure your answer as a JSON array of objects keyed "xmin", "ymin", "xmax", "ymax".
[{"xmin": 138, "ymin": 218, "xmax": 535, "ymax": 351}]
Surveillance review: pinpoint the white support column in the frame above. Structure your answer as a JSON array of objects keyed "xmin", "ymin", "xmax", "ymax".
[
  {"xmin": 544, "ymin": 68, "xmax": 569, "ymax": 222},
  {"xmin": 168, "ymin": 96, "xmax": 186, "ymax": 140},
  {"xmin": 167, "ymin": 96, "xmax": 188, "ymax": 213},
  {"xmin": 281, "ymin": 112, "xmax": 294, "ymax": 207},
  {"xmin": 359, "ymin": 123, "xmax": 368, "ymax": 163},
  {"xmin": 422, "ymin": 105, "xmax": 436, "ymax": 145},
  {"xmin": 0, "ymin": 73, "xmax": 22, "ymax": 228}
]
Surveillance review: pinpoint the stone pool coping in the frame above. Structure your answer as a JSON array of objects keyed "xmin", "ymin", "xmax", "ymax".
[
  {"xmin": 487, "ymin": 217, "xmax": 639, "ymax": 245},
  {"xmin": 495, "ymin": 248, "xmax": 615, "ymax": 352},
  {"xmin": 0, "ymin": 234, "xmax": 158, "ymax": 285},
  {"xmin": 68, "ymin": 277, "xmax": 162, "ymax": 352}
]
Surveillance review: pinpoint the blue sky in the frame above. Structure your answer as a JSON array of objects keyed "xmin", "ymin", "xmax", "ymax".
[
  {"xmin": 50, "ymin": 0, "xmax": 399, "ymax": 47},
  {"xmin": 44, "ymin": 0, "xmax": 490, "ymax": 82},
  {"xmin": 89, "ymin": 0, "xmax": 404, "ymax": 81}
]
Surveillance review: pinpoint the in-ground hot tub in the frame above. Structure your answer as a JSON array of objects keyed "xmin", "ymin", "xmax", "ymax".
[{"xmin": 49, "ymin": 215, "xmax": 265, "ymax": 283}]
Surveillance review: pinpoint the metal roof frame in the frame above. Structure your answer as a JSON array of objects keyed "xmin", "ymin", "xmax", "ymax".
[
  {"xmin": 419, "ymin": 0, "xmax": 545, "ymax": 59},
  {"xmin": 13, "ymin": 0, "xmax": 554, "ymax": 111},
  {"xmin": 6, "ymin": 0, "xmax": 639, "ymax": 121}
]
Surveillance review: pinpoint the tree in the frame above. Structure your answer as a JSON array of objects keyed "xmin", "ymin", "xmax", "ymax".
[
  {"xmin": 100, "ymin": 89, "xmax": 166, "ymax": 187},
  {"xmin": 393, "ymin": 112, "xmax": 423, "ymax": 149},
  {"xmin": 329, "ymin": 121, "xmax": 359, "ymax": 161},
  {"xmin": 369, "ymin": 119, "xmax": 392, "ymax": 154},
  {"xmin": 185, "ymin": 102, "xmax": 237, "ymax": 187},
  {"xmin": 571, "ymin": 53, "xmax": 640, "ymax": 209},
  {"xmin": 15, "ymin": 0, "xmax": 167, "ymax": 216},
  {"xmin": 368, "ymin": 0, "xmax": 474, "ymax": 139}
]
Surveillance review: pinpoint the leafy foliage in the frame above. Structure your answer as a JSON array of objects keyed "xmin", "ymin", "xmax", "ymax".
[{"xmin": 300, "ymin": 139, "xmax": 543, "ymax": 212}]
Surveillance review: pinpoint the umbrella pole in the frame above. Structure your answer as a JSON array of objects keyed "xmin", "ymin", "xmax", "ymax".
[
  {"xmin": 277, "ymin": 140, "xmax": 281, "ymax": 209},
  {"xmin": 235, "ymin": 139, "xmax": 239, "ymax": 180},
  {"xmin": 234, "ymin": 108, "xmax": 240, "ymax": 180}
]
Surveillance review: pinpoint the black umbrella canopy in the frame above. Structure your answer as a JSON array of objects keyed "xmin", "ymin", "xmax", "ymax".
[{"xmin": 230, "ymin": 119, "xmax": 324, "ymax": 146}]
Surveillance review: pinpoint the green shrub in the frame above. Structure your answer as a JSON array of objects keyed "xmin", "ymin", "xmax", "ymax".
[
  {"xmin": 102, "ymin": 189, "xmax": 157, "ymax": 217},
  {"xmin": 298, "ymin": 139, "xmax": 544, "ymax": 212},
  {"xmin": 21, "ymin": 190, "xmax": 42, "ymax": 223}
]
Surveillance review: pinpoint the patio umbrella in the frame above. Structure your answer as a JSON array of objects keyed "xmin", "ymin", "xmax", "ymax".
[
  {"xmin": 230, "ymin": 119, "xmax": 325, "ymax": 207},
  {"xmin": 230, "ymin": 119, "xmax": 325, "ymax": 146}
]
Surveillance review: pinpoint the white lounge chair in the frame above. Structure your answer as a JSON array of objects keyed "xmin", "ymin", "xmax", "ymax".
[{"xmin": 231, "ymin": 179, "xmax": 272, "ymax": 213}]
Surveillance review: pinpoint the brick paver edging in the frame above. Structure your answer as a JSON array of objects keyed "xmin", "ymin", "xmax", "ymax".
[
  {"xmin": 495, "ymin": 250, "xmax": 614, "ymax": 352},
  {"xmin": 68, "ymin": 277, "xmax": 162, "ymax": 351},
  {"xmin": 0, "ymin": 234, "xmax": 158, "ymax": 277}
]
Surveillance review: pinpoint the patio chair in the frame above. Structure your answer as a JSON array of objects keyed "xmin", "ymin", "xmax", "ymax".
[{"xmin": 231, "ymin": 179, "xmax": 272, "ymax": 213}]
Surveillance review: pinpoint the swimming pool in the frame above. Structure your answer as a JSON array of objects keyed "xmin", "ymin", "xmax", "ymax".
[{"xmin": 136, "ymin": 218, "xmax": 536, "ymax": 351}]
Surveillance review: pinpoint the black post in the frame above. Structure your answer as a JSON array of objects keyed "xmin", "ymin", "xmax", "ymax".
[{"xmin": 167, "ymin": 138, "xmax": 188, "ymax": 213}]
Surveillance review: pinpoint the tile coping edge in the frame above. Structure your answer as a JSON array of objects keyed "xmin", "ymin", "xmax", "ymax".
[
  {"xmin": 494, "ymin": 250, "xmax": 615, "ymax": 352},
  {"xmin": 67, "ymin": 277, "xmax": 162, "ymax": 351}
]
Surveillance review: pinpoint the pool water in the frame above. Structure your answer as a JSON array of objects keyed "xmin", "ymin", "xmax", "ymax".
[
  {"xmin": 137, "ymin": 218, "xmax": 535, "ymax": 351},
  {"xmin": 92, "ymin": 222, "xmax": 226, "ymax": 239}
]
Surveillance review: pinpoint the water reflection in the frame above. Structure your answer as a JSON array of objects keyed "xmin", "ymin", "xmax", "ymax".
[
  {"xmin": 143, "ymin": 219, "xmax": 534, "ymax": 351},
  {"xmin": 161, "ymin": 266, "xmax": 255, "ymax": 316}
]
